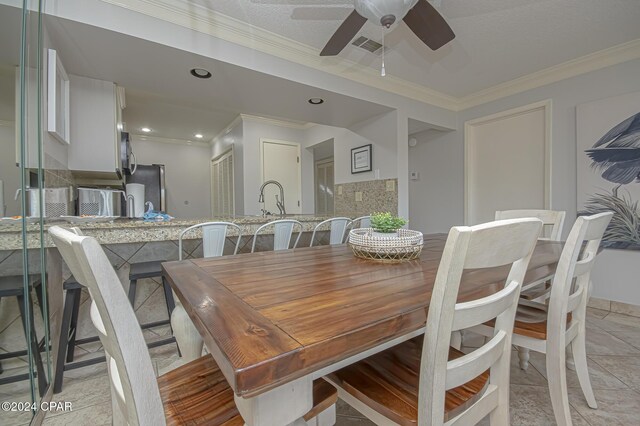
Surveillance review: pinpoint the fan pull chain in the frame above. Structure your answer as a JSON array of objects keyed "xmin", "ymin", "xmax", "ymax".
[{"xmin": 381, "ymin": 26, "xmax": 386, "ymax": 77}]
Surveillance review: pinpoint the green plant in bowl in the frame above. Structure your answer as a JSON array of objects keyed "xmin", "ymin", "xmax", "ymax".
[{"xmin": 370, "ymin": 212, "xmax": 407, "ymax": 233}]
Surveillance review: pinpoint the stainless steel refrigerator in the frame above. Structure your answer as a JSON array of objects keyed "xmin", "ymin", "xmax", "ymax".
[{"xmin": 125, "ymin": 164, "xmax": 166, "ymax": 213}]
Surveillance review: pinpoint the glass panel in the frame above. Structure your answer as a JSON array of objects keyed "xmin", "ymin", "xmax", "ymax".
[{"xmin": 0, "ymin": 0, "xmax": 50, "ymax": 422}]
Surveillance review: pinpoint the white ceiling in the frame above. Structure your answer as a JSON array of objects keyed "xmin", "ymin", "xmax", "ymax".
[
  {"xmin": 0, "ymin": 4, "xmax": 392, "ymax": 144},
  {"xmin": 123, "ymin": 89, "xmax": 237, "ymax": 141},
  {"xmin": 192, "ymin": 0, "xmax": 640, "ymax": 97}
]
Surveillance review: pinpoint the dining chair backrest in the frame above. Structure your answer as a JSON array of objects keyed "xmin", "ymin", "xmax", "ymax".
[
  {"xmin": 251, "ymin": 219, "xmax": 302, "ymax": 253},
  {"xmin": 49, "ymin": 226, "xmax": 165, "ymax": 426},
  {"xmin": 547, "ymin": 212, "xmax": 612, "ymax": 343},
  {"xmin": 178, "ymin": 221, "xmax": 242, "ymax": 260},
  {"xmin": 310, "ymin": 217, "xmax": 351, "ymax": 247},
  {"xmin": 495, "ymin": 209, "xmax": 566, "ymax": 241},
  {"xmin": 419, "ymin": 218, "xmax": 542, "ymax": 426},
  {"xmin": 352, "ymin": 215, "xmax": 371, "ymax": 229}
]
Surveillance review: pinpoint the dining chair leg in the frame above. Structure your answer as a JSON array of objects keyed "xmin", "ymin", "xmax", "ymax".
[
  {"xmin": 546, "ymin": 343, "xmax": 573, "ymax": 426},
  {"xmin": 170, "ymin": 304, "xmax": 203, "ymax": 362},
  {"xmin": 566, "ymin": 345, "xmax": 576, "ymax": 371},
  {"xmin": 571, "ymin": 331, "xmax": 597, "ymax": 409},
  {"xmin": 517, "ymin": 346, "xmax": 530, "ymax": 370},
  {"xmin": 450, "ymin": 331, "xmax": 462, "ymax": 350}
]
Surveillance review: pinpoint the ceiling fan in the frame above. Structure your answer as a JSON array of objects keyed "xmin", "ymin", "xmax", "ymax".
[{"xmin": 320, "ymin": 0, "xmax": 455, "ymax": 56}]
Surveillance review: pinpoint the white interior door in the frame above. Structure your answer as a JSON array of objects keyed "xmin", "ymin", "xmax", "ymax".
[
  {"xmin": 210, "ymin": 148, "xmax": 234, "ymax": 216},
  {"xmin": 261, "ymin": 140, "xmax": 301, "ymax": 214},
  {"xmin": 465, "ymin": 101, "xmax": 551, "ymax": 225},
  {"xmin": 315, "ymin": 158, "xmax": 334, "ymax": 215}
]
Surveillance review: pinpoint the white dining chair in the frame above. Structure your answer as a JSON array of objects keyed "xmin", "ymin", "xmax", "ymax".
[
  {"xmin": 251, "ymin": 219, "xmax": 302, "ymax": 253},
  {"xmin": 310, "ymin": 217, "xmax": 351, "ymax": 247},
  {"xmin": 48, "ymin": 225, "xmax": 338, "ymax": 426},
  {"xmin": 495, "ymin": 209, "xmax": 566, "ymax": 241},
  {"xmin": 471, "ymin": 212, "xmax": 613, "ymax": 426},
  {"xmin": 326, "ymin": 218, "xmax": 542, "ymax": 426},
  {"xmin": 495, "ymin": 209, "xmax": 566, "ymax": 299},
  {"xmin": 172, "ymin": 222, "xmax": 242, "ymax": 361}
]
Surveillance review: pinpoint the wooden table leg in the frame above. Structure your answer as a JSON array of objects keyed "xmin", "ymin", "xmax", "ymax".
[{"xmin": 233, "ymin": 376, "xmax": 313, "ymax": 426}]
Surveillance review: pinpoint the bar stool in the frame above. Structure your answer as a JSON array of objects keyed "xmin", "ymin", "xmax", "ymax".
[
  {"xmin": 251, "ymin": 219, "xmax": 302, "ymax": 253},
  {"xmin": 0, "ymin": 275, "xmax": 47, "ymax": 396},
  {"xmin": 53, "ymin": 274, "xmax": 179, "ymax": 394},
  {"xmin": 127, "ymin": 261, "xmax": 175, "ymax": 328},
  {"xmin": 309, "ymin": 217, "xmax": 351, "ymax": 247}
]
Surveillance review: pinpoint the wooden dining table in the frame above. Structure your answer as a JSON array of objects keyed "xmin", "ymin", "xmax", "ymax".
[{"xmin": 162, "ymin": 233, "xmax": 563, "ymax": 426}]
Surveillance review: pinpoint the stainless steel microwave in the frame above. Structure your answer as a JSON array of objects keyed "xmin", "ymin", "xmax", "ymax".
[{"xmin": 119, "ymin": 131, "xmax": 137, "ymax": 177}]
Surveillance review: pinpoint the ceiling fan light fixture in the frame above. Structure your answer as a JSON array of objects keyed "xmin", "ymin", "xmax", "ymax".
[{"xmin": 354, "ymin": 0, "xmax": 419, "ymax": 26}]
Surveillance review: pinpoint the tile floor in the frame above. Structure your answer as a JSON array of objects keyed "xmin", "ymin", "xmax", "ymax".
[{"xmin": 0, "ymin": 307, "xmax": 638, "ymax": 425}]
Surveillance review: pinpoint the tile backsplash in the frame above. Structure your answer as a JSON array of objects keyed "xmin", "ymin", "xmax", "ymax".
[{"xmin": 335, "ymin": 178, "xmax": 398, "ymax": 217}]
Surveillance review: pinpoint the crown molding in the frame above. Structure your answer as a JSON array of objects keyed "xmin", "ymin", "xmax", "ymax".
[
  {"xmin": 130, "ymin": 133, "xmax": 210, "ymax": 147},
  {"xmin": 240, "ymin": 114, "xmax": 314, "ymax": 130},
  {"xmin": 211, "ymin": 114, "xmax": 313, "ymax": 147},
  {"xmin": 211, "ymin": 115, "xmax": 242, "ymax": 146},
  {"xmin": 98, "ymin": 0, "xmax": 640, "ymax": 113},
  {"xmin": 458, "ymin": 39, "xmax": 640, "ymax": 110}
]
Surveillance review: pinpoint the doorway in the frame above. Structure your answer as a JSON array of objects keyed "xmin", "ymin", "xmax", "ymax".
[
  {"xmin": 315, "ymin": 158, "xmax": 334, "ymax": 215},
  {"xmin": 260, "ymin": 139, "xmax": 301, "ymax": 214},
  {"xmin": 464, "ymin": 100, "xmax": 551, "ymax": 225}
]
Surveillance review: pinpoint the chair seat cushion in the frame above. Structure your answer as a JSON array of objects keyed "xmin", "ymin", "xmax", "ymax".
[
  {"xmin": 159, "ymin": 355, "xmax": 337, "ymax": 425},
  {"xmin": 129, "ymin": 260, "xmax": 164, "ymax": 279},
  {"xmin": 327, "ymin": 337, "xmax": 489, "ymax": 426}
]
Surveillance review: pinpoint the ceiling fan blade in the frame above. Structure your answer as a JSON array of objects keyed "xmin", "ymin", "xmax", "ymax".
[
  {"xmin": 320, "ymin": 10, "xmax": 367, "ymax": 56},
  {"xmin": 403, "ymin": 0, "xmax": 455, "ymax": 50}
]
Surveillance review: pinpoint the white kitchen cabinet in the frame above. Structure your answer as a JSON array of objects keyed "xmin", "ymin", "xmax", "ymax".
[{"xmin": 68, "ymin": 75, "xmax": 121, "ymax": 175}]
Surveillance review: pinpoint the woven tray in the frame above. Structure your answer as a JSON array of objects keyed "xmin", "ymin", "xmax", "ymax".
[{"xmin": 348, "ymin": 228, "xmax": 424, "ymax": 262}]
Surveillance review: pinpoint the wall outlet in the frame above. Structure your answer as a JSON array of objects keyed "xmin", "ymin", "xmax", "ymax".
[
  {"xmin": 410, "ymin": 171, "xmax": 420, "ymax": 181},
  {"xmin": 386, "ymin": 180, "xmax": 395, "ymax": 192},
  {"xmin": 337, "ymin": 185, "xmax": 343, "ymax": 195},
  {"xmin": 374, "ymin": 169, "xmax": 380, "ymax": 179},
  {"xmin": 355, "ymin": 191, "xmax": 363, "ymax": 202}
]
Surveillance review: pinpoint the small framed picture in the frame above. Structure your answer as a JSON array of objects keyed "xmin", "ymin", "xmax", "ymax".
[{"xmin": 351, "ymin": 144, "xmax": 372, "ymax": 174}]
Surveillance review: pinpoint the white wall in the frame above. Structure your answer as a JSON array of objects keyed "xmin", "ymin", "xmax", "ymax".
[
  {"xmin": 306, "ymin": 111, "xmax": 400, "ymax": 185},
  {"xmin": 0, "ymin": 123, "xmax": 19, "ymax": 216},
  {"xmin": 408, "ymin": 59, "xmax": 640, "ymax": 305},
  {"xmin": 408, "ymin": 129, "xmax": 459, "ymax": 233},
  {"xmin": 131, "ymin": 137, "xmax": 211, "ymax": 218},
  {"xmin": 240, "ymin": 119, "xmax": 309, "ymax": 215}
]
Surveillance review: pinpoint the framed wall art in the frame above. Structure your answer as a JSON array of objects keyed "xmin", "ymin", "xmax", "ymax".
[
  {"xmin": 577, "ymin": 91, "xmax": 640, "ymax": 250},
  {"xmin": 351, "ymin": 144, "xmax": 372, "ymax": 174}
]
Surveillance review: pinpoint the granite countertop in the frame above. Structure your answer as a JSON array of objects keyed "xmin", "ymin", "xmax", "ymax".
[{"xmin": 0, "ymin": 215, "xmax": 335, "ymax": 250}]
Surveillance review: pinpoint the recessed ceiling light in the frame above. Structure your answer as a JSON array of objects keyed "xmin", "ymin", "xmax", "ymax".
[
  {"xmin": 141, "ymin": 127, "xmax": 151, "ymax": 133},
  {"xmin": 190, "ymin": 68, "xmax": 212, "ymax": 79},
  {"xmin": 194, "ymin": 133, "xmax": 203, "ymax": 139},
  {"xmin": 308, "ymin": 98, "xmax": 324, "ymax": 105}
]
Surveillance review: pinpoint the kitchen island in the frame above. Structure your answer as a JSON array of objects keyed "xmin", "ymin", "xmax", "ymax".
[
  {"xmin": 0, "ymin": 215, "xmax": 334, "ymax": 251},
  {"xmin": 0, "ymin": 214, "xmax": 342, "ymax": 279}
]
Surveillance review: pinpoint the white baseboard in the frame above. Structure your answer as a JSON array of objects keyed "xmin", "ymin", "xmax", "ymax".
[{"xmin": 589, "ymin": 297, "xmax": 640, "ymax": 318}]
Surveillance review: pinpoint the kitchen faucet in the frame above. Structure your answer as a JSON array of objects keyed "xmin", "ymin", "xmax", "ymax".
[{"xmin": 258, "ymin": 180, "xmax": 286, "ymax": 215}]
